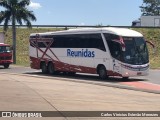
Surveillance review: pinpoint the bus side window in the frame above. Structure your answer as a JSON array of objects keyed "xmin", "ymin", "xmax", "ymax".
[
  {"xmin": 82, "ymin": 34, "xmax": 106, "ymax": 51},
  {"xmin": 52, "ymin": 36, "xmax": 66, "ymax": 48},
  {"xmin": 51, "ymin": 34, "xmax": 105, "ymax": 51},
  {"xmin": 38, "ymin": 42, "xmax": 46, "ymax": 48},
  {"xmin": 90, "ymin": 34, "xmax": 106, "ymax": 51},
  {"xmin": 104, "ymin": 33, "xmax": 122, "ymax": 60}
]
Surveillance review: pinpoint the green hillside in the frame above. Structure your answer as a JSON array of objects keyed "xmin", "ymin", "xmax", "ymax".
[
  {"xmin": 3, "ymin": 28, "xmax": 63, "ymax": 66},
  {"xmin": 1, "ymin": 27, "xmax": 160, "ymax": 69}
]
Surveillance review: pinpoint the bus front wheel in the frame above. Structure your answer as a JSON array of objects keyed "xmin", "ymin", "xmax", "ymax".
[{"xmin": 98, "ymin": 66, "xmax": 107, "ymax": 80}]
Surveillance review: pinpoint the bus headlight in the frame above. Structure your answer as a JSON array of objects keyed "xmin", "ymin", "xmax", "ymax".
[{"xmin": 125, "ymin": 72, "xmax": 129, "ymax": 75}]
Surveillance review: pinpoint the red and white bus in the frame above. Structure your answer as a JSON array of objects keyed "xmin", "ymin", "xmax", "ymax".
[{"xmin": 29, "ymin": 27, "xmax": 150, "ymax": 79}]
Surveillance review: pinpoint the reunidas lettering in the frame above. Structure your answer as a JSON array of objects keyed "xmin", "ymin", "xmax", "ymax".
[{"xmin": 67, "ymin": 49, "xmax": 95, "ymax": 58}]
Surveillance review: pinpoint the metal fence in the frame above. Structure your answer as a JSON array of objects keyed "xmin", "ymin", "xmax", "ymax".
[{"xmin": 0, "ymin": 25, "xmax": 160, "ymax": 29}]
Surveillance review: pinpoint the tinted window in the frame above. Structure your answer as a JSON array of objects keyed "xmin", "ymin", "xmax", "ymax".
[
  {"xmin": 38, "ymin": 42, "xmax": 46, "ymax": 48},
  {"xmin": 30, "ymin": 35, "xmax": 53, "ymax": 48},
  {"xmin": 30, "ymin": 38, "xmax": 36, "ymax": 48},
  {"xmin": 104, "ymin": 33, "xmax": 122, "ymax": 60},
  {"xmin": 52, "ymin": 34, "xmax": 106, "ymax": 51},
  {"xmin": 107, "ymin": 41, "xmax": 122, "ymax": 60},
  {"xmin": 104, "ymin": 33, "xmax": 119, "ymax": 41},
  {"xmin": 123, "ymin": 37, "xmax": 149, "ymax": 65},
  {"xmin": 0, "ymin": 46, "xmax": 11, "ymax": 53}
]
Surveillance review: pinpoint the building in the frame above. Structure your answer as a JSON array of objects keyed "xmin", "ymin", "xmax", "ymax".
[{"xmin": 132, "ymin": 16, "xmax": 160, "ymax": 27}]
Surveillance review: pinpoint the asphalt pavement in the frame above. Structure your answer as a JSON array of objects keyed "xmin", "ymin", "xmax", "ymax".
[
  {"xmin": 0, "ymin": 65, "xmax": 160, "ymax": 94},
  {"xmin": 0, "ymin": 65, "xmax": 159, "ymax": 84},
  {"xmin": 0, "ymin": 73, "xmax": 159, "ymax": 120}
]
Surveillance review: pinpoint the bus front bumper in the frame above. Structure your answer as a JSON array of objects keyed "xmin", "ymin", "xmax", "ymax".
[{"xmin": 121, "ymin": 63, "xmax": 149, "ymax": 77}]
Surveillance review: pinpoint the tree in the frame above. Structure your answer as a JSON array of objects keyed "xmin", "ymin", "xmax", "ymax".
[
  {"xmin": 0, "ymin": 0, "xmax": 36, "ymax": 64},
  {"xmin": 140, "ymin": 0, "xmax": 160, "ymax": 16}
]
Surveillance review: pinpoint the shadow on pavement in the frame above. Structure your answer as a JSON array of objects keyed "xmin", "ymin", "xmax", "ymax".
[
  {"xmin": 0, "ymin": 67, "xmax": 11, "ymax": 69},
  {"xmin": 24, "ymin": 72, "xmax": 148, "ymax": 83}
]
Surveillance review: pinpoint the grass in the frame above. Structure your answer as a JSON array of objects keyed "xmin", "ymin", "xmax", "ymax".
[{"xmin": 1, "ymin": 27, "xmax": 160, "ymax": 69}]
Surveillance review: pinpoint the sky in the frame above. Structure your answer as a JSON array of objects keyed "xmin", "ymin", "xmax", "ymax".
[{"xmin": 1, "ymin": 0, "xmax": 143, "ymax": 26}]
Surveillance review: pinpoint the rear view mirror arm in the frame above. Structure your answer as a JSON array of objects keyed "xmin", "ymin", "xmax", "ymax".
[{"xmin": 146, "ymin": 40, "xmax": 155, "ymax": 54}]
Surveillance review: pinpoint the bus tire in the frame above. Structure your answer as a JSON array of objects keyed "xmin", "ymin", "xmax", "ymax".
[
  {"xmin": 122, "ymin": 77, "xmax": 129, "ymax": 80},
  {"xmin": 41, "ymin": 62, "xmax": 48, "ymax": 74},
  {"xmin": 98, "ymin": 65, "xmax": 107, "ymax": 79},
  {"xmin": 4, "ymin": 64, "xmax": 9, "ymax": 69},
  {"xmin": 68, "ymin": 72, "xmax": 76, "ymax": 76},
  {"xmin": 48, "ymin": 62, "xmax": 55, "ymax": 74}
]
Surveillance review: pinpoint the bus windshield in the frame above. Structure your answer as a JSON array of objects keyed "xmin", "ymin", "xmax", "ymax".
[
  {"xmin": 0, "ymin": 46, "xmax": 11, "ymax": 53},
  {"xmin": 123, "ymin": 37, "xmax": 149, "ymax": 65}
]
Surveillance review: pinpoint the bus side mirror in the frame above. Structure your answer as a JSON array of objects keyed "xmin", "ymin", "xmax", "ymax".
[{"xmin": 146, "ymin": 40, "xmax": 155, "ymax": 54}]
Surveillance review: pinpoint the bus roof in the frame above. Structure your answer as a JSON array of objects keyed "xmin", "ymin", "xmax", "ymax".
[{"xmin": 30, "ymin": 27, "xmax": 143, "ymax": 37}]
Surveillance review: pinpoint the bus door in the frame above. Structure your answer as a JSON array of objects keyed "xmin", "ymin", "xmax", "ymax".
[
  {"xmin": 109, "ymin": 40, "xmax": 122, "ymax": 75},
  {"xmin": 112, "ymin": 59, "xmax": 121, "ymax": 75},
  {"xmin": 104, "ymin": 33, "xmax": 123, "ymax": 75}
]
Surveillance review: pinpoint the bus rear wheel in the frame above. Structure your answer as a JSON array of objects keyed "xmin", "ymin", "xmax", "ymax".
[
  {"xmin": 48, "ymin": 62, "xmax": 55, "ymax": 74},
  {"xmin": 122, "ymin": 77, "xmax": 129, "ymax": 80},
  {"xmin": 41, "ymin": 62, "xmax": 48, "ymax": 74},
  {"xmin": 68, "ymin": 72, "xmax": 76, "ymax": 76},
  {"xmin": 98, "ymin": 66, "xmax": 107, "ymax": 80}
]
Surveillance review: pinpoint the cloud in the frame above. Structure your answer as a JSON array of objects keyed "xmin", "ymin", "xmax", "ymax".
[{"xmin": 29, "ymin": 1, "xmax": 42, "ymax": 10}]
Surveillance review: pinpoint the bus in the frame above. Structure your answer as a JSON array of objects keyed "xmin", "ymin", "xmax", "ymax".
[{"xmin": 29, "ymin": 27, "xmax": 150, "ymax": 79}]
